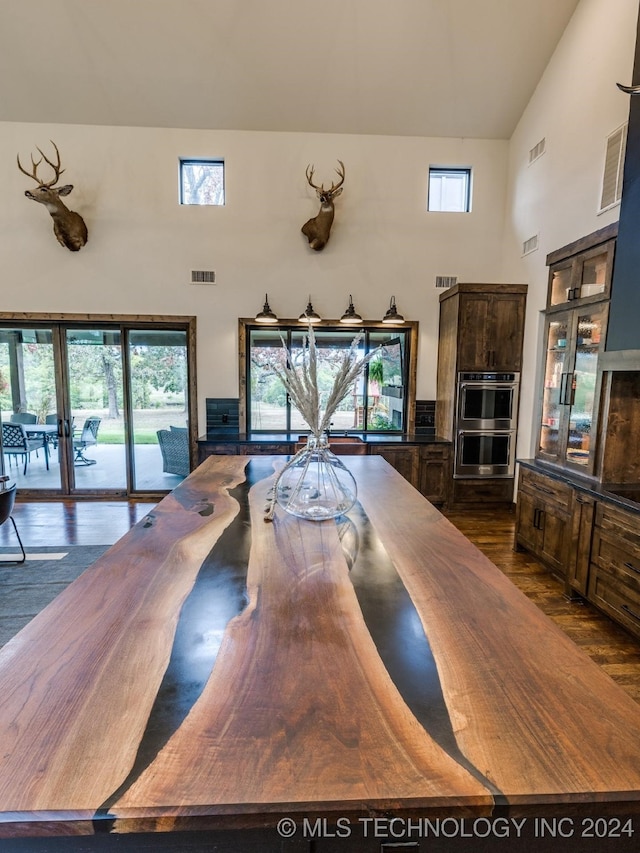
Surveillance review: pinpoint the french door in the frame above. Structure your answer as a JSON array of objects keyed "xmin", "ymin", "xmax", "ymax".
[{"xmin": 0, "ymin": 317, "xmax": 196, "ymax": 497}]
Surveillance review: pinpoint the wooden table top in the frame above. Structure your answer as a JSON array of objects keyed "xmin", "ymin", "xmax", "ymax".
[{"xmin": 1, "ymin": 455, "xmax": 640, "ymax": 840}]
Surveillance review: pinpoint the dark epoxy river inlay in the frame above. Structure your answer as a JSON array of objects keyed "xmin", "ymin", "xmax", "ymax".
[
  {"xmin": 344, "ymin": 503, "xmax": 503, "ymax": 800},
  {"xmin": 97, "ymin": 460, "xmax": 500, "ymax": 823},
  {"xmin": 96, "ymin": 458, "xmax": 272, "ymax": 819}
]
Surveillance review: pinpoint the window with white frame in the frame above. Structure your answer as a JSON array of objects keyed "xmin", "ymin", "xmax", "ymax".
[
  {"xmin": 428, "ymin": 167, "xmax": 471, "ymax": 212},
  {"xmin": 180, "ymin": 159, "xmax": 225, "ymax": 205},
  {"xmin": 599, "ymin": 123, "xmax": 627, "ymax": 212}
]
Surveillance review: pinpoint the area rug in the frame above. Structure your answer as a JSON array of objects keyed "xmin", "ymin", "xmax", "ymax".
[{"xmin": 0, "ymin": 545, "xmax": 109, "ymax": 648}]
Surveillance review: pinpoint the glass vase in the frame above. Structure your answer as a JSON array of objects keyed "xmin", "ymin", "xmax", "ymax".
[{"xmin": 276, "ymin": 433, "xmax": 357, "ymax": 520}]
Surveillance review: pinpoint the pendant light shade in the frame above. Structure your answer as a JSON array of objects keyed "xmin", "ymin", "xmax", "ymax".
[
  {"xmin": 340, "ymin": 294, "xmax": 363, "ymax": 324},
  {"xmin": 255, "ymin": 294, "xmax": 278, "ymax": 324},
  {"xmin": 382, "ymin": 296, "xmax": 405, "ymax": 324},
  {"xmin": 298, "ymin": 296, "xmax": 322, "ymax": 323}
]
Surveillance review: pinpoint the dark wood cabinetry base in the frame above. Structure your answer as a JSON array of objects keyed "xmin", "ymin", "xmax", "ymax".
[
  {"xmin": 198, "ymin": 438, "xmax": 452, "ymax": 506},
  {"xmin": 515, "ymin": 461, "xmax": 640, "ymax": 640},
  {"xmin": 451, "ymin": 477, "xmax": 514, "ymax": 506}
]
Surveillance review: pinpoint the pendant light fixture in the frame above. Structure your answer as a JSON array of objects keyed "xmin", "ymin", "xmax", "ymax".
[
  {"xmin": 255, "ymin": 294, "xmax": 278, "ymax": 324},
  {"xmin": 298, "ymin": 296, "xmax": 322, "ymax": 324},
  {"xmin": 340, "ymin": 294, "xmax": 363, "ymax": 324},
  {"xmin": 382, "ymin": 296, "xmax": 405, "ymax": 324}
]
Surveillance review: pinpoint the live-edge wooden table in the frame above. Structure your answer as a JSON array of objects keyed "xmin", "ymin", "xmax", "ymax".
[{"xmin": 1, "ymin": 455, "xmax": 640, "ymax": 851}]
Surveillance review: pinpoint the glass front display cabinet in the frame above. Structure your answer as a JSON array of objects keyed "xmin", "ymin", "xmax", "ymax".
[{"xmin": 538, "ymin": 304, "xmax": 607, "ymax": 472}]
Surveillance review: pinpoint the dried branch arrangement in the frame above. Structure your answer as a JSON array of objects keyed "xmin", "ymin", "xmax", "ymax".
[
  {"xmin": 264, "ymin": 324, "xmax": 378, "ymax": 521},
  {"xmin": 270, "ymin": 324, "xmax": 377, "ymax": 437}
]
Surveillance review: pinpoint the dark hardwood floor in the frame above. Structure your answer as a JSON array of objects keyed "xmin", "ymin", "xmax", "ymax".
[
  {"xmin": 444, "ymin": 505, "xmax": 640, "ymax": 704},
  {"xmin": 3, "ymin": 499, "xmax": 640, "ymax": 703},
  {"xmin": 1, "ymin": 499, "xmax": 156, "ymax": 547}
]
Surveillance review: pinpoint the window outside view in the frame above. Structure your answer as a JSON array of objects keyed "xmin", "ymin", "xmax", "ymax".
[
  {"xmin": 180, "ymin": 159, "xmax": 225, "ymax": 205},
  {"xmin": 249, "ymin": 327, "xmax": 407, "ymax": 432},
  {"xmin": 428, "ymin": 167, "xmax": 471, "ymax": 212}
]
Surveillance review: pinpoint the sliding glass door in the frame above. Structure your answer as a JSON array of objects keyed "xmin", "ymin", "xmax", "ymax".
[
  {"xmin": 64, "ymin": 328, "xmax": 127, "ymax": 491},
  {"xmin": 0, "ymin": 317, "xmax": 195, "ymax": 497},
  {"xmin": 0, "ymin": 327, "xmax": 63, "ymax": 490},
  {"xmin": 128, "ymin": 329, "xmax": 189, "ymax": 491}
]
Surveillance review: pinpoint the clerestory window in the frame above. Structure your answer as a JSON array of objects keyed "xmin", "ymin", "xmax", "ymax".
[
  {"xmin": 428, "ymin": 167, "xmax": 472, "ymax": 212},
  {"xmin": 179, "ymin": 159, "xmax": 225, "ymax": 205}
]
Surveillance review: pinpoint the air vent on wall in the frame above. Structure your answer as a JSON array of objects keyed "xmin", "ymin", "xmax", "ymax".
[
  {"xmin": 435, "ymin": 275, "xmax": 457, "ymax": 289},
  {"xmin": 529, "ymin": 138, "xmax": 546, "ymax": 164},
  {"xmin": 190, "ymin": 270, "xmax": 216, "ymax": 284},
  {"xmin": 522, "ymin": 235, "xmax": 539, "ymax": 256},
  {"xmin": 599, "ymin": 123, "xmax": 627, "ymax": 212}
]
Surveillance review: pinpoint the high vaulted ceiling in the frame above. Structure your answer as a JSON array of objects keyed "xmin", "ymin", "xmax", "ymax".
[{"xmin": 0, "ymin": 0, "xmax": 580, "ymax": 140}]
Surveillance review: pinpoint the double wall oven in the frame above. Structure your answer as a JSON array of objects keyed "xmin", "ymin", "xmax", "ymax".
[{"xmin": 454, "ymin": 371, "xmax": 520, "ymax": 478}]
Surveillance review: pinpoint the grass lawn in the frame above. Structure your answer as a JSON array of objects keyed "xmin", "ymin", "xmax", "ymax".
[{"xmin": 73, "ymin": 408, "xmax": 188, "ymax": 445}]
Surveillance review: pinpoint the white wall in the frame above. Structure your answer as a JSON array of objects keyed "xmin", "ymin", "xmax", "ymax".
[
  {"xmin": 502, "ymin": 0, "xmax": 639, "ymax": 459},
  {"xmin": 1, "ymin": 124, "xmax": 509, "ymax": 430}
]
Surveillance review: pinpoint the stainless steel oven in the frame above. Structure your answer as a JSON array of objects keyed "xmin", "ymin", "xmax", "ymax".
[
  {"xmin": 454, "ymin": 372, "xmax": 520, "ymax": 478},
  {"xmin": 454, "ymin": 430, "xmax": 516, "ymax": 478},
  {"xmin": 456, "ymin": 372, "xmax": 519, "ymax": 430}
]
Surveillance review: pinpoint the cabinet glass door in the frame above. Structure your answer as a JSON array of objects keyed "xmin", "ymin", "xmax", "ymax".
[
  {"xmin": 564, "ymin": 307, "xmax": 605, "ymax": 468},
  {"xmin": 548, "ymin": 240, "xmax": 613, "ymax": 308},
  {"xmin": 549, "ymin": 263, "xmax": 574, "ymax": 307},
  {"xmin": 577, "ymin": 249, "xmax": 609, "ymax": 301},
  {"xmin": 539, "ymin": 314, "xmax": 570, "ymax": 461}
]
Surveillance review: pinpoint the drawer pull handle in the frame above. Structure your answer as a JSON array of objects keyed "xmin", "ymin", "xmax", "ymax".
[
  {"xmin": 624, "ymin": 561, "xmax": 640, "ymax": 576},
  {"xmin": 534, "ymin": 484, "xmax": 555, "ymax": 495},
  {"xmin": 622, "ymin": 604, "xmax": 640, "ymax": 623}
]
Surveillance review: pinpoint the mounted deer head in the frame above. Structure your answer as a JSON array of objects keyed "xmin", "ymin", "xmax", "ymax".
[
  {"xmin": 301, "ymin": 160, "xmax": 345, "ymax": 251},
  {"xmin": 17, "ymin": 141, "xmax": 88, "ymax": 252}
]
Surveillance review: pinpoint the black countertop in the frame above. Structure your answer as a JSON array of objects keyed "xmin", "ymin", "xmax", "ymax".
[
  {"xmin": 198, "ymin": 432, "xmax": 451, "ymax": 446},
  {"xmin": 518, "ymin": 458, "xmax": 640, "ymax": 515}
]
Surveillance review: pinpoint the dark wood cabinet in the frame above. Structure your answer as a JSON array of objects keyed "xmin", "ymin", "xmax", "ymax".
[
  {"xmin": 198, "ymin": 438, "xmax": 451, "ymax": 505},
  {"xmin": 368, "ymin": 445, "xmax": 419, "ymax": 488},
  {"xmin": 589, "ymin": 501, "xmax": 640, "ymax": 640},
  {"xmin": 567, "ymin": 491, "xmax": 596, "ymax": 596},
  {"xmin": 516, "ymin": 461, "xmax": 640, "ymax": 639},
  {"xmin": 417, "ymin": 444, "xmax": 450, "ymax": 505},
  {"xmin": 457, "ymin": 290, "xmax": 527, "ymax": 371},
  {"xmin": 436, "ymin": 282, "xmax": 527, "ymax": 506},
  {"xmin": 537, "ymin": 226, "xmax": 615, "ymax": 477},
  {"xmin": 515, "ymin": 467, "xmax": 573, "ymax": 578},
  {"xmin": 546, "ymin": 230, "xmax": 615, "ymax": 310},
  {"xmin": 437, "ymin": 283, "xmax": 527, "ymax": 441}
]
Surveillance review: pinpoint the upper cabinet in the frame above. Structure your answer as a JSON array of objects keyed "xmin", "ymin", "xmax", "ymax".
[
  {"xmin": 546, "ymin": 224, "xmax": 617, "ymax": 310},
  {"xmin": 457, "ymin": 289, "xmax": 527, "ymax": 371},
  {"xmin": 537, "ymin": 224, "xmax": 617, "ymax": 476},
  {"xmin": 436, "ymin": 282, "xmax": 527, "ymax": 441}
]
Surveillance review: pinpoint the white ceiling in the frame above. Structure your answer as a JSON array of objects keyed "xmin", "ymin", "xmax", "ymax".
[{"xmin": 0, "ymin": 0, "xmax": 580, "ymax": 140}]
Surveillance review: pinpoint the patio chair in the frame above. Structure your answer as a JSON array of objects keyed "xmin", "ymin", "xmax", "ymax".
[
  {"xmin": 1, "ymin": 422, "xmax": 46, "ymax": 475},
  {"xmin": 0, "ymin": 478, "xmax": 25, "ymax": 564},
  {"xmin": 9, "ymin": 413, "xmax": 37, "ymax": 424},
  {"xmin": 73, "ymin": 417, "xmax": 101, "ymax": 465},
  {"xmin": 157, "ymin": 428, "xmax": 190, "ymax": 476}
]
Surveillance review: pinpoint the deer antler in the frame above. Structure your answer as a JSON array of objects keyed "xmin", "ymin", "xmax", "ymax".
[
  {"xmin": 330, "ymin": 160, "xmax": 345, "ymax": 192},
  {"xmin": 305, "ymin": 164, "xmax": 323, "ymax": 192},
  {"xmin": 16, "ymin": 140, "xmax": 64, "ymax": 188}
]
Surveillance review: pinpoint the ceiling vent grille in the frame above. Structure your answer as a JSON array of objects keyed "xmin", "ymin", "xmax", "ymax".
[
  {"xmin": 599, "ymin": 123, "xmax": 627, "ymax": 212},
  {"xmin": 435, "ymin": 275, "xmax": 457, "ymax": 289},
  {"xmin": 529, "ymin": 138, "xmax": 546, "ymax": 164},
  {"xmin": 522, "ymin": 234, "xmax": 539, "ymax": 256},
  {"xmin": 191, "ymin": 270, "xmax": 216, "ymax": 284}
]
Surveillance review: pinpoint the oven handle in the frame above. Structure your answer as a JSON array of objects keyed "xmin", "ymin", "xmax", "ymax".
[{"xmin": 458, "ymin": 382, "xmax": 520, "ymax": 390}]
